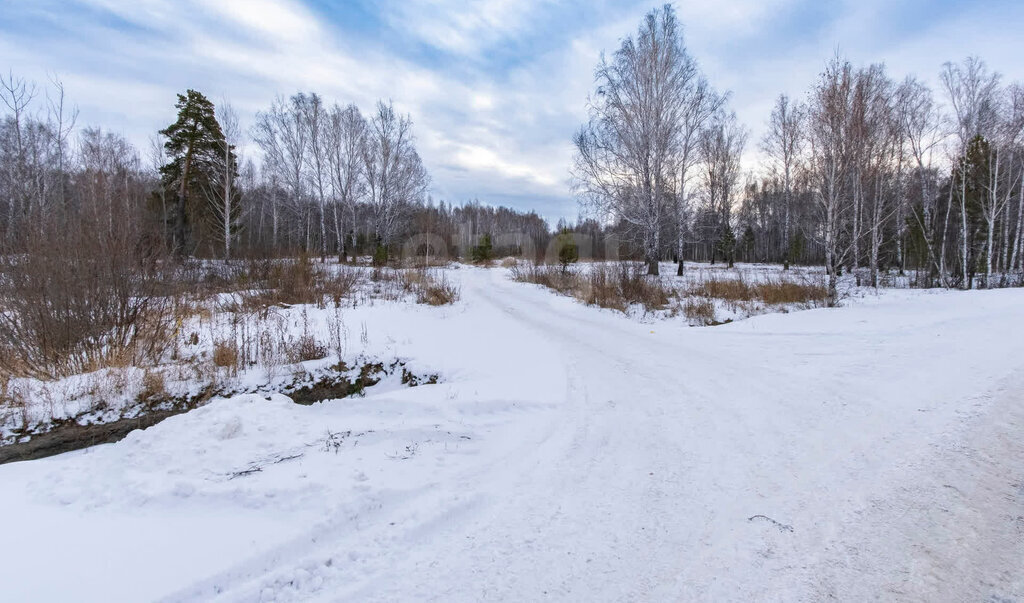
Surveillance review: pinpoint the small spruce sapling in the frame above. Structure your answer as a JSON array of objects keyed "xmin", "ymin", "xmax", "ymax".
[
  {"xmin": 557, "ymin": 230, "xmax": 579, "ymax": 273},
  {"xmin": 717, "ymin": 223, "xmax": 737, "ymax": 268},
  {"xmin": 471, "ymin": 233, "xmax": 493, "ymax": 263}
]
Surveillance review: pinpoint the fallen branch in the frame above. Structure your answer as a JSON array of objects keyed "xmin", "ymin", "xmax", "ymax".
[
  {"xmin": 227, "ymin": 451, "xmax": 305, "ymax": 479},
  {"xmin": 748, "ymin": 514, "xmax": 794, "ymax": 533}
]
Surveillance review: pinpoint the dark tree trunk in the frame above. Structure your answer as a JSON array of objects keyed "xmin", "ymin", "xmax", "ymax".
[{"xmin": 174, "ymin": 192, "xmax": 186, "ymax": 257}]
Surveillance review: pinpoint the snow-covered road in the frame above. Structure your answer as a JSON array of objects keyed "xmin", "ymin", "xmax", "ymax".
[{"xmin": 2, "ymin": 267, "xmax": 1023, "ymax": 601}]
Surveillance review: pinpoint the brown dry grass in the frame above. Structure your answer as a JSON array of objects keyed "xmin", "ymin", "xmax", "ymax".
[
  {"xmin": 287, "ymin": 334, "xmax": 327, "ymax": 363},
  {"xmin": 138, "ymin": 370, "xmax": 168, "ymax": 404},
  {"xmin": 682, "ymin": 298, "xmax": 717, "ymax": 325},
  {"xmin": 417, "ymin": 278, "xmax": 460, "ymax": 306},
  {"xmin": 212, "ymin": 341, "xmax": 240, "ymax": 369},
  {"xmin": 236, "ymin": 256, "xmax": 363, "ymax": 310},
  {"xmin": 371, "ymin": 268, "xmax": 460, "ymax": 306},
  {"xmin": 687, "ymin": 275, "xmax": 827, "ymax": 305},
  {"xmin": 512, "ymin": 262, "xmax": 671, "ymax": 313}
]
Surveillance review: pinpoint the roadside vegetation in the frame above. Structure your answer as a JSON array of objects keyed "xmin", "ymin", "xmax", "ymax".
[
  {"xmin": 511, "ymin": 260, "xmax": 829, "ymax": 325},
  {"xmin": 0, "ymin": 239, "xmax": 458, "ymax": 449}
]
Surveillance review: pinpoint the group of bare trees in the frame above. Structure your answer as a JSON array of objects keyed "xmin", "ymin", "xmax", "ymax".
[
  {"xmin": 0, "ymin": 72, "xmax": 155, "ymax": 248},
  {"xmin": 0, "ymin": 74, "xmax": 172, "ymax": 377},
  {"xmin": 251, "ymin": 94, "xmax": 428, "ymax": 260},
  {"xmin": 573, "ymin": 4, "xmax": 726, "ymax": 275},
  {"xmin": 762, "ymin": 54, "xmax": 1024, "ymax": 297},
  {"xmin": 0, "ymin": 71, "xmax": 554, "ymax": 267},
  {"xmin": 575, "ymin": 5, "xmax": 1024, "ymax": 297}
]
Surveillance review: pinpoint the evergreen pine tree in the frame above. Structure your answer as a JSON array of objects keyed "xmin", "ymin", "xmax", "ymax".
[
  {"xmin": 742, "ymin": 225, "xmax": 756, "ymax": 262},
  {"xmin": 159, "ymin": 89, "xmax": 232, "ymax": 256},
  {"xmin": 717, "ymin": 223, "xmax": 737, "ymax": 268}
]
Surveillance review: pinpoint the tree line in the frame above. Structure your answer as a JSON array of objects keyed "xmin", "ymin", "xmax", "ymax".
[
  {"xmin": 573, "ymin": 4, "xmax": 1024, "ymax": 298},
  {"xmin": 3, "ymin": 4, "xmax": 1024, "ymax": 299},
  {"xmin": 0, "ymin": 77, "xmax": 554, "ymax": 264}
]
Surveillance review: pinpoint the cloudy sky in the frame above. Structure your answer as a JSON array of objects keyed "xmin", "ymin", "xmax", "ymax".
[{"xmin": 2, "ymin": 0, "xmax": 1023, "ymax": 221}]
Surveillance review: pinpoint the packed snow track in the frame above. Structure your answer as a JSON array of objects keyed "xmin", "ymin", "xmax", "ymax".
[{"xmin": 2, "ymin": 267, "xmax": 1023, "ymax": 601}]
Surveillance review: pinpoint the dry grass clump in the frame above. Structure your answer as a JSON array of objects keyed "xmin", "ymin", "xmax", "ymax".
[
  {"xmin": 402, "ymin": 269, "xmax": 460, "ymax": 305},
  {"xmin": 266, "ymin": 255, "xmax": 320, "ymax": 304},
  {"xmin": 288, "ymin": 334, "xmax": 328, "ymax": 363},
  {"xmin": 417, "ymin": 275, "xmax": 460, "ymax": 306},
  {"xmin": 238, "ymin": 256, "xmax": 363, "ymax": 310},
  {"xmin": 512, "ymin": 262, "xmax": 670, "ymax": 313},
  {"xmin": 689, "ymin": 277, "xmax": 755, "ymax": 301},
  {"xmin": 581, "ymin": 265, "xmax": 626, "ymax": 311},
  {"xmin": 756, "ymin": 278, "xmax": 829, "ymax": 305},
  {"xmin": 212, "ymin": 340, "xmax": 240, "ymax": 369},
  {"xmin": 511, "ymin": 263, "xmax": 579, "ymax": 295},
  {"xmin": 605, "ymin": 263, "xmax": 670, "ymax": 310},
  {"xmin": 687, "ymin": 274, "xmax": 827, "ymax": 305},
  {"xmin": 682, "ymin": 298, "xmax": 717, "ymax": 325},
  {"xmin": 366, "ymin": 267, "xmax": 460, "ymax": 306},
  {"xmin": 400, "ymin": 255, "xmax": 450, "ymax": 269},
  {"xmin": 138, "ymin": 369, "xmax": 168, "ymax": 404}
]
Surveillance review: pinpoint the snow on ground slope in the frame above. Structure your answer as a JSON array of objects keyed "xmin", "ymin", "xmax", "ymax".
[{"xmin": 1, "ymin": 267, "xmax": 1022, "ymax": 601}]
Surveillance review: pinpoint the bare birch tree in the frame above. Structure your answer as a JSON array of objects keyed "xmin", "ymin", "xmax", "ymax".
[
  {"xmin": 573, "ymin": 4, "xmax": 706, "ymax": 275},
  {"xmin": 699, "ymin": 110, "xmax": 747, "ymax": 266},
  {"xmin": 297, "ymin": 93, "xmax": 331, "ymax": 258},
  {"xmin": 253, "ymin": 95, "xmax": 307, "ymax": 252},
  {"xmin": 207, "ymin": 101, "xmax": 241, "ymax": 260},
  {"xmin": 362, "ymin": 100, "xmax": 428, "ymax": 255},
  {"xmin": 761, "ymin": 94, "xmax": 805, "ymax": 269},
  {"xmin": 940, "ymin": 57, "xmax": 1001, "ymax": 287},
  {"xmin": 897, "ymin": 76, "xmax": 946, "ymax": 283},
  {"xmin": 326, "ymin": 103, "xmax": 366, "ymax": 260},
  {"xmin": 807, "ymin": 55, "xmax": 855, "ymax": 300}
]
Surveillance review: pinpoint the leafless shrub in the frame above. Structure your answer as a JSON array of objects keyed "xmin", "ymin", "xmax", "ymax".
[
  {"xmin": 258, "ymin": 325, "xmax": 285, "ymax": 380},
  {"xmin": 288, "ymin": 335, "xmax": 327, "ymax": 363},
  {"xmin": 683, "ymin": 298, "xmax": 717, "ymax": 325},
  {"xmin": 0, "ymin": 377, "xmax": 28, "ymax": 433},
  {"xmin": 323, "ymin": 266, "xmax": 363, "ymax": 307},
  {"xmin": 0, "ymin": 207, "xmax": 176, "ymax": 379},
  {"xmin": 326, "ymin": 307, "xmax": 348, "ymax": 363}
]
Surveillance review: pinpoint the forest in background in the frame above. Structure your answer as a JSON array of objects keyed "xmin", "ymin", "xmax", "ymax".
[
  {"xmin": 2, "ymin": 5, "xmax": 1023, "ymax": 297},
  {"xmin": 0, "ymin": 4, "xmax": 1023, "ymax": 381}
]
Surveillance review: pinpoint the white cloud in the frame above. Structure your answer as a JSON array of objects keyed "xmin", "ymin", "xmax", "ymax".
[
  {"xmin": 4, "ymin": 0, "xmax": 1023, "ymax": 219},
  {"xmin": 381, "ymin": 0, "xmax": 549, "ymax": 56},
  {"xmin": 197, "ymin": 0, "xmax": 322, "ymax": 44}
]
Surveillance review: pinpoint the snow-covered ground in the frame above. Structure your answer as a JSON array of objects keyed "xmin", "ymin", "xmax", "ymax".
[{"xmin": 1, "ymin": 266, "xmax": 1023, "ymax": 601}]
